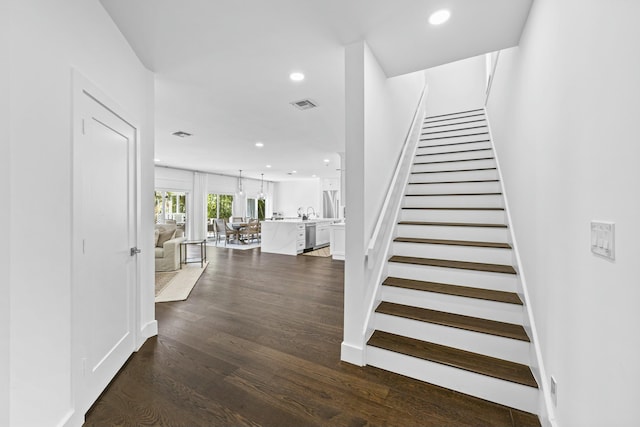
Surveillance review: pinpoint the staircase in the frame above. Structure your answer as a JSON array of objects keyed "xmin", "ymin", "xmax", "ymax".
[{"xmin": 366, "ymin": 108, "xmax": 540, "ymax": 417}]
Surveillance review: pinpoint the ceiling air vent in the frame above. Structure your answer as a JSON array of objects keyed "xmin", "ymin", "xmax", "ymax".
[{"xmin": 290, "ymin": 99, "xmax": 318, "ymax": 110}]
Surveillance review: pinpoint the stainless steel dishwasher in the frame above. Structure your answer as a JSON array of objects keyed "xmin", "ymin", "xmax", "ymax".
[{"xmin": 304, "ymin": 222, "xmax": 316, "ymax": 251}]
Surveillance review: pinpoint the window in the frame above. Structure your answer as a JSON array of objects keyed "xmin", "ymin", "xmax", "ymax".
[
  {"xmin": 207, "ymin": 193, "xmax": 234, "ymax": 220},
  {"xmin": 246, "ymin": 197, "xmax": 266, "ymax": 220},
  {"xmin": 246, "ymin": 198, "xmax": 256, "ymax": 219},
  {"xmin": 155, "ymin": 190, "xmax": 187, "ymax": 224}
]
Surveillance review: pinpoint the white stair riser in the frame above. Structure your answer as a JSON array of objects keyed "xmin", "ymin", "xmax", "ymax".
[
  {"xmin": 387, "ymin": 262, "xmax": 517, "ymax": 293},
  {"xmin": 410, "ymin": 169, "xmax": 499, "ymax": 183},
  {"xmin": 373, "ymin": 313, "xmax": 530, "ymax": 364},
  {"xmin": 366, "ymin": 347, "xmax": 539, "ymax": 414},
  {"xmin": 381, "ymin": 285, "xmax": 524, "ymax": 325},
  {"xmin": 420, "ymin": 133, "xmax": 490, "ymax": 146},
  {"xmin": 406, "ymin": 181, "xmax": 502, "ymax": 195},
  {"xmin": 423, "ymin": 112, "xmax": 485, "ymax": 124},
  {"xmin": 412, "ymin": 158, "xmax": 496, "ymax": 173},
  {"xmin": 416, "ymin": 140, "xmax": 491, "ymax": 155},
  {"xmin": 415, "ymin": 149, "xmax": 493, "ymax": 164},
  {"xmin": 422, "ymin": 127, "xmax": 488, "ymax": 140},
  {"xmin": 422, "ymin": 120, "xmax": 487, "ymax": 133},
  {"xmin": 403, "ymin": 194, "xmax": 503, "ymax": 208},
  {"xmin": 396, "ymin": 224, "xmax": 509, "ymax": 242},
  {"xmin": 392, "ymin": 242, "xmax": 512, "ymax": 265},
  {"xmin": 400, "ymin": 208, "xmax": 506, "ymax": 224}
]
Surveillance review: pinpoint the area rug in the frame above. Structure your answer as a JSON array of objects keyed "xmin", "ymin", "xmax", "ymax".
[
  {"xmin": 302, "ymin": 247, "xmax": 331, "ymax": 257},
  {"xmin": 155, "ymin": 261, "xmax": 209, "ymax": 303},
  {"xmin": 155, "ymin": 271, "xmax": 179, "ymax": 295},
  {"xmin": 206, "ymin": 241, "xmax": 260, "ymax": 251}
]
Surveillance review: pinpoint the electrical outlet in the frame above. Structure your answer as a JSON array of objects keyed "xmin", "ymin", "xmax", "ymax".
[{"xmin": 550, "ymin": 375, "xmax": 558, "ymax": 406}]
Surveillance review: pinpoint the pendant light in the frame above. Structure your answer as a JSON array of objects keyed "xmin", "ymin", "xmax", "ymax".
[
  {"xmin": 257, "ymin": 173, "xmax": 265, "ymax": 200},
  {"xmin": 237, "ymin": 169, "xmax": 244, "ymax": 196}
]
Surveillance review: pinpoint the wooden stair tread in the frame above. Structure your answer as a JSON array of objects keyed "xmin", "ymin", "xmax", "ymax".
[
  {"xmin": 383, "ymin": 277, "xmax": 523, "ymax": 305},
  {"xmin": 402, "ymin": 207, "xmax": 505, "ymax": 211},
  {"xmin": 409, "ymin": 180, "xmax": 499, "ymax": 185},
  {"xmin": 422, "ymin": 125, "xmax": 488, "ymax": 135},
  {"xmin": 422, "ymin": 119, "xmax": 486, "ymax": 129},
  {"xmin": 414, "ymin": 157, "xmax": 494, "ymax": 165},
  {"xmin": 411, "ymin": 167, "xmax": 497, "ymax": 174},
  {"xmin": 389, "ymin": 256, "xmax": 516, "ymax": 275},
  {"xmin": 418, "ymin": 139, "xmax": 491, "ymax": 149},
  {"xmin": 376, "ymin": 302, "xmax": 529, "ymax": 342},
  {"xmin": 425, "ymin": 108, "xmax": 484, "ymax": 119},
  {"xmin": 423, "ymin": 113, "xmax": 485, "ymax": 124},
  {"xmin": 394, "ymin": 237, "xmax": 511, "ymax": 249},
  {"xmin": 405, "ymin": 192, "xmax": 502, "ymax": 196},
  {"xmin": 416, "ymin": 148, "xmax": 492, "ymax": 157},
  {"xmin": 368, "ymin": 331, "xmax": 537, "ymax": 387},
  {"xmin": 398, "ymin": 221, "xmax": 506, "ymax": 228},
  {"xmin": 421, "ymin": 132, "xmax": 489, "ymax": 141}
]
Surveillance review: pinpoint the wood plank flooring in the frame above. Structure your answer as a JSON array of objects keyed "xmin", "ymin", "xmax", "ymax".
[{"xmin": 83, "ymin": 247, "xmax": 540, "ymax": 427}]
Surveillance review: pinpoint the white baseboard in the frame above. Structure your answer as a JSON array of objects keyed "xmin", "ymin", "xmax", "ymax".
[
  {"xmin": 59, "ymin": 408, "xmax": 80, "ymax": 427},
  {"xmin": 340, "ymin": 341, "xmax": 365, "ymax": 366},
  {"xmin": 137, "ymin": 320, "xmax": 158, "ymax": 350}
]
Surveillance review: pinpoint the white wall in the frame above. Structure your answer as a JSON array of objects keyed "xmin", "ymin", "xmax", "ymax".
[
  {"xmin": 8, "ymin": 1, "xmax": 155, "ymax": 425},
  {"xmin": 423, "ymin": 54, "xmax": 487, "ymax": 116},
  {"xmin": 342, "ymin": 40, "xmax": 425, "ymax": 364},
  {"xmin": 0, "ymin": 1, "xmax": 10, "ymax": 424},
  {"xmin": 363, "ymin": 45, "xmax": 425, "ymax": 240},
  {"xmin": 273, "ymin": 180, "xmax": 321, "ymax": 217},
  {"xmin": 486, "ymin": 1, "xmax": 640, "ymax": 425}
]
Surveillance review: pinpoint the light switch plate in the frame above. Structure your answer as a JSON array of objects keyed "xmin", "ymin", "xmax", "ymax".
[{"xmin": 591, "ymin": 221, "xmax": 615, "ymax": 260}]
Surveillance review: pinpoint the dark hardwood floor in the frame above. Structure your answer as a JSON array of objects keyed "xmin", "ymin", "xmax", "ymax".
[{"xmin": 84, "ymin": 246, "xmax": 540, "ymax": 427}]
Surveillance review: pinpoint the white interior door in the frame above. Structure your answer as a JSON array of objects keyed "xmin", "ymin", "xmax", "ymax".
[{"xmin": 74, "ymin": 86, "xmax": 138, "ymax": 414}]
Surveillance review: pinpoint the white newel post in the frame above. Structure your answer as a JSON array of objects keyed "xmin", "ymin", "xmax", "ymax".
[{"xmin": 341, "ymin": 41, "xmax": 367, "ymax": 365}]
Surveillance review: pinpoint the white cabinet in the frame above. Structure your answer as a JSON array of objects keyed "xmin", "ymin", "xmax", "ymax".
[{"xmin": 316, "ymin": 222, "xmax": 331, "ymax": 247}]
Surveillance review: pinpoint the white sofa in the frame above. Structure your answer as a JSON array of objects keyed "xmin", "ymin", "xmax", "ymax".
[{"xmin": 154, "ymin": 224, "xmax": 186, "ymax": 271}]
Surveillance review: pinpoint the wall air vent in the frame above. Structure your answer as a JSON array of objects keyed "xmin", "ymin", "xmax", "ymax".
[
  {"xmin": 290, "ymin": 99, "xmax": 318, "ymax": 110},
  {"xmin": 172, "ymin": 131, "xmax": 192, "ymax": 138}
]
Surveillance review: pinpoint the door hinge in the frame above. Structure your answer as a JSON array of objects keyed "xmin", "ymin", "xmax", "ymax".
[
  {"xmin": 130, "ymin": 247, "xmax": 141, "ymax": 256},
  {"xmin": 81, "ymin": 119, "xmax": 85, "ymax": 135}
]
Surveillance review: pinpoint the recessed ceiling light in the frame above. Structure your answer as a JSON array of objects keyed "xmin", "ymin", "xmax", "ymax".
[
  {"xmin": 312, "ymin": 174, "xmax": 317, "ymax": 178},
  {"xmin": 255, "ymin": 142, "xmax": 264, "ymax": 147},
  {"xmin": 429, "ymin": 9, "xmax": 450, "ymax": 25},
  {"xmin": 289, "ymin": 72, "xmax": 305, "ymax": 82},
  {"xmin": 323, "ymin": 159, "xmax": 330, "ymax": 163},
  {"xmin": 292, "ymin": 170, "xmax": 297, "ymax": 174},
  {"xmin": 154, "ymin": 158, "xmax": 161, "ymax": 162},
  {"xmin": 266, "ymin": 164, "xmax": 272, "ymax": 168}
]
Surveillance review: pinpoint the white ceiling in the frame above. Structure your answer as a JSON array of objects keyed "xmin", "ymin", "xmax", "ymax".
[{"xmin": 99, "ymin": 0, "xmax": 532, "ymax": 182}]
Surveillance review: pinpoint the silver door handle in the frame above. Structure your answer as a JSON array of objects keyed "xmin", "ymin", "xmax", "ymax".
[{"xmin": 130, "ymin": 247, "xmax": 141, "ymax": 256}]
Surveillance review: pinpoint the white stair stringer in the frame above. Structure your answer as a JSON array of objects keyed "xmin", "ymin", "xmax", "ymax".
[{"xmin": 366, "ymin": 346, "xmax": 539, "ymax": 414}]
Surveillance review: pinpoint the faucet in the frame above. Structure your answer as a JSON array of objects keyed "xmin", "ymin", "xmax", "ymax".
[{"xmin": 307, "ymin": 207, "xmax": 316, "ymax": 219}]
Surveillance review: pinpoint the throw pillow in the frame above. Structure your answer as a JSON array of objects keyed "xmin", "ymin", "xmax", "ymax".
[
  {"xmin": 156, "ymin": 228, "xmax": 176, "ymax": 247},
  {"xmin": 154, "ymin": 229, "xmax": 160, "ymax": 247}
]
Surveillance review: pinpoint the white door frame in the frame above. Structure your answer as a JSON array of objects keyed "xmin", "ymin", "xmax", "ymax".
[{"xmin": 70, "ymin": 69, "xmax": 142, "ymax": 420}]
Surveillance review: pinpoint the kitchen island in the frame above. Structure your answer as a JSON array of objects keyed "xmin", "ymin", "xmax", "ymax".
[{"xmin": 261, "ymin": 219, "xmax": 335, "ymax": 256}]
